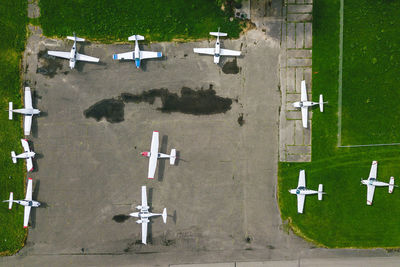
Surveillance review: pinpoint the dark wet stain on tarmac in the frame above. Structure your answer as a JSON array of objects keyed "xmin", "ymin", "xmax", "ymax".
[
  {"xmin": 37, "ymin": 50, "xmax": 63, "ymax": 78},
  {"xmin": 85, "ymin": 85, "xmax": 233, "ymax": 122},
  {"xmin": 84, "ymin": 99, "xmax": 125, "ymax": 123},
  {"xmin": 222, "ymin": 58, "xmax": 240, "ymax": 74},
  {"xmin": 112, "ymin": 214, "xmax": 130, "ymax": 223}
]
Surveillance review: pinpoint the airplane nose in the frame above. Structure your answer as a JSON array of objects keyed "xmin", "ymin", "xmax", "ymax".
[{"xmin": 141, "ymin": 152, "xmax": 147, "ymax": 157}]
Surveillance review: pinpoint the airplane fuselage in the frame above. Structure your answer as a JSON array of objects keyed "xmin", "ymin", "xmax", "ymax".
[
  {"xmin": 293, "ymin": 101, "xmax": 319, "ymax": 108},
  {"xmin": 11, "ymin": 108, "xmax": 40, "ymax": 116},
  {"xmin": 361, "ymin": 178, "xmax": 390, "ymax": 187},
  {"xmin": 214, "ymin": 36, "xmax": 221, "ymax": 64},
  {"xmin": 69, "ymin": 41, "xmax": 77, "ymax": 69},
  {"xmin": 13, "ymin": 200, "xmax": 40, "ymax": 207},
  {"xmin": 289, "ymin": 187, "xmax": 318, "ymax": 195},
  {"xmin": 141, "ymin": 151, "xmax": 170, "ymax": 159},
  {"xmin": 134, "ymin": 38, "xmax": 141, "ymax": 68},
  {"xmin": 15, "ymin": 152, "xmax": 35, "ymax": 159}
]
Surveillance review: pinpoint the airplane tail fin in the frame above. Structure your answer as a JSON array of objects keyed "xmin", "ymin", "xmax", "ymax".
[
  {"xmin": 8, "ymin": 102, "xmax": 13, "ymax": 120},
  {"xmin": 11, "ymin": 151, "xmax": 16, "ymax": 163},
  {"xmin": 318, "ymin": 184, "xmax": 324, "ymax": 200},
  {"xmin": 319, "ymin": 95, "xmax": 324, "ymax": 112},
  {"xmin": 389, "ymin": 176, "xmax": 395, "ymax": 193},
  {"xmin": 67, "ymin": 36, "xmax": 85, "ymax": 42},
  {"xmin": 128, "ymin": 35, "xmax": 145, "ymax": 41},
  {"xmin": 170, "ymin": 149, "xmax": 176, "ymax": 165},
  {"xmin": 210, "ymin": 29, "xmax": 227, "ymax": 37},
  {"xmin": 162, "ymin": 208, "xmax": 167, "ymax": 224},
  {"xmin": 5, "ymin": 192, "xmax": 14, "ymax": 209}
]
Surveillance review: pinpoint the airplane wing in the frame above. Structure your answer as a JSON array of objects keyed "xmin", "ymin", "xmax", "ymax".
[
  {"xmin": 193, "ymin": 48, "xmax": 215, "ymax": 55},
  {"xmin": 140, "ymin": 51, "xmax": 162, "ymax": 60},
  {"xmin": 297, "ymin": 194, "xmax": 305, "ymax": 213},
  {"xmin": 142, "ymin": 221, "xmax": 148, "ymax": 244},
  {"xmin": 301, "ymin": 80, "xmax": 307, "ymax": 101},
  {"xmin": 113, "ymin": 51, "xmax": 134, "ymax": 60},
  {"xmin": 23, "ymin": 206, "xmax": 31, "ymax": 228},
  {"xmin": 24, "ymin": 115, "xmax": 32, "ymax": 136},
  {"xmin": 26, "ymin": 157, "xmax": 33, "ymax": 172},
  {"xmin": 301, "ymin": 107, "xmax": 308, "ymax": 128},
  {"xmin": 26, "ymin": 178, "xmax": 32, "ymax": 201},
  {"xmin": 21, "ymin": 139, "xmax": 30, "ymax": 153},
  {"xmin": 367, "ymin": 184, "xmax": 375, "ymax": 205},
  {"xmin": 298, "ymin": 170, "xmax": 306, "ymax": 187},
  {"xmin": 76, "ymin": 53, "xmax": 99, "ymax": 62},
  {"xmin": 369, "ymin": 161, "xmax": 378, "ymax": 179},
  {"xmin": 141, "ymin": 186, "xmax": 148, "ymax": 208},
  {"xmin": 148, "ymin": 131, "xmax": 159, "ymax": 179},
  {"xmin": 220, "ymin": 48, "xmax": 241, "ymax": 56},
  {"xmin": 48, "ymin": 51, "xmax": 70, "ymax": 59},
  {"xmin": 24, "ymin": 87, "xmax": 32, "ymax": 109}
]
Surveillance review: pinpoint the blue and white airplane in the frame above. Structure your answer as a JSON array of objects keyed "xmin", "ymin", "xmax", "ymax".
[{"xmin": 112, "ymin": 35, "xmax": 162, "ymax": 69}]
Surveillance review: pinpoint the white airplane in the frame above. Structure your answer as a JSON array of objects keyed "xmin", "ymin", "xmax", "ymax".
[
  {"xmin": 129, "ymin": 186, "xmax": 167, "ymax": 245},
  {"xmin": 47, "ymin": 33, "xmax": 100, "ymax": 69},
  {"xmin": 289, "ymin": 170, "xmax": 325, "ymax": 214},
  {"xmin": 3, "ymin": 178, "xmax": 41, "ymax": 228},
  {"xmin": 11, "ymin": 139, "xmax": 35, "ymax": 172},
  {"xmin": 293, "ymin": 80, "xmax": 326, "ymax": 128},
  {"xmin": 8, "ymin": 87, "xmax": 40, "ymax": 136},
  {"xmin": 141, "ymin": 131, "xmax": 176, "ymax": 179},
  {"xmin": 112, "ymin": 35, "xmax": 162, "ymax": 68},
  {"xmin": 193, "ymin": 28, "xmax": 241, "ymax": 64},
  {"xmin": 361, "ymin": 161, "xmax": 395, "ymax": 205}
]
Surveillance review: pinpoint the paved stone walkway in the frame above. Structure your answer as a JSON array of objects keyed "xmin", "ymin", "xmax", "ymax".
[{"xmin": 279, "ymin": 0, "xmax": 313, "ymax": 162}]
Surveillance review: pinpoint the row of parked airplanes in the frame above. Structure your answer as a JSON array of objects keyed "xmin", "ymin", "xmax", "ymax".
[
  {"xmin": 6, "ymin": 87, "xmax": 173, "ymax": 243},
  {"xmin": 292, "ymin": 161, "xmax": 396, "ymax": 213},
  {"xmin": 46, "ymin": 29, "xmax": 241, "ymax": 70}
]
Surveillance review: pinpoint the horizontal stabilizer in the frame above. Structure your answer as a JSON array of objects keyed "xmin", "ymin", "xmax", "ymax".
[
  {"xmin": 8, "ymin": 102, "xmax": 13, "ymax": 120},
  {"xmin": 210, "ymin": 31, "xmax": 227, "ymax": 37},
  {"xmin": 162, "ymin": 208, "xmax": 167, "ymax": 224},
  {"xmin": 8, "ymin": 192, "xmax": 13, "ymax": 209},
  {"xmin": 170, "ymin": 149, "xmax": 176, "ymax": 165},
  {"xmin": 11, "ymin": 151, "xmax": 16, "ymax": 163},
  {"xmin": 128, "ymin": 35, "xmax": 144, "ymax": 41},
  {"xmin": 319, "ymin": 95, "xmax": 324, "ymax": 112},
  {"xmin": 389, "ymin": 177, "xmax": 395, "ymax": 193},
  {"xmin": 67, "ymin": 36, "xmax": 85, "ymax": 42},
  {"xmin": 318, "ymin": 184, "xmax": 324, "ymax": 200}
]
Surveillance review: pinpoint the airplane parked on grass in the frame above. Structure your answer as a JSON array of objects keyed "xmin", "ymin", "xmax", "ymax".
[
  {"xmin": 112, "ymin": 35, "xmax": 162, "ymax": 68},
  {"xmin": 11, "ymin": 139, "xmax": 35, "ymax": 172},
  {"xmin": 47, "ymin": 33, "xmax": 100, "ymax": 69},
  {"xmin": 8, "ymin": 87, "xmax": 40, "ymax": 136},
  {"xmin": 293, "ymin": 80, "xmax": 326, "ymax": 128},
  {"xmin": 129, "ymin": 186, "xmax": 167, "ymax": 244},
  {"xmin": 141, "ymin": 131, "xmax": 176, "ymax": 179},
  {"xmin": 3, "ymin": 178, "xmax": 40, "ymax": 228},
  {"xmin": 289, "ymin": 170, "xmax": 325, "ymax": 213},
  {"xmin": 193, "ymin": 28, "xmax": 241, "ymax": 64},
  {"xmin": 361, "ymin": 161, "xmax": 396, "ymax": 205}
]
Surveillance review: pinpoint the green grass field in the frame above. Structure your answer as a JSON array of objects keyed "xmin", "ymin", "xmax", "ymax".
[
  {"xmin": 38, "ymin": 0, "xmax": 242, "ymax": 42},
  {"xmin": 0, "ymin": 0, "xmax": 28, "ymax": 254},
  {"xmin": 279, "ymin": 0, "xmax": 400, "ymax": 248}
]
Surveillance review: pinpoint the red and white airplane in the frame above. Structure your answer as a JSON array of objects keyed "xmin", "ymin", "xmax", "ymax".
[
  {"xmin": 141, "ymin": 131, "xmax": 176, "ymax": 179},
  {"xmin": 11, "ymin": 139, "xmax": 35, "ymax": 172},
  {"xmin": 3, "ymin": 178, "xmax": 41, "ymax": 228},
  {"xmin": 361, "ymin": 161, "xmax": 396, "ymax": 205}
]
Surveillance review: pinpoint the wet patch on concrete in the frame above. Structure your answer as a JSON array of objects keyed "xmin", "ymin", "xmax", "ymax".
[
  {"xmin": 37, "ymin": 49, "xmax": 63, "ymax": 78},
  {"xmin": 85, "ymin": 85, "xmax": 233, "ymax": 123},
  {"xmin": 238, "ymin": 113, "xmax": 245, "ymax": 126},
  {"xmin": 112, "ymin": 214, "xmax": 130, "ymax": 223},
  {"xmin": 222, "ymin": 58, "xmax": 240, "ymax": 74},
  {"xmin": 84, "ymin": 99, "xmax": 125, "ymax": 123}
]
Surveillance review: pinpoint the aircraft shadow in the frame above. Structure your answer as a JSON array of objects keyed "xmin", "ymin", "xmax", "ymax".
[{"xmin": 157, "ymin": 135, "xmax": 168, "ymax": 182}]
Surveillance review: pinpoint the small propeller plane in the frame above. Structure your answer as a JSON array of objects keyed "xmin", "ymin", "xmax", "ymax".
[
  {"xmin": 293, "ymin": 80, "xmax": 326, "ymax": 128},
  {"xmin": 129, "ymin": 186, "xmax": 167, "ymax": 244},
  {"xmin": 3, "ymin": 178, "xmax": 41, "ymax": 228},
  {"xmin": 11, "ymin": 139, "xmax": 35, "ymax": 172},
  {"xmin": 47, "ymin": 33, "xmax": 100, "ymax": 69},
  {"xmin": 112, "ymin": 35, "xmax": 162, "ymax": 69},
  {"xmin": 289, "ymin": 170, "xmax": 325, "ymax": 213},
  {"xmin": 193, "ymin": 28, "xmax": 241, "ymax": 64},
  {"xmin": 141, "ymin": 131, "xmax": 176, "ymax": 179},
  {"xmin": 361, "ymin": 161, "xmax": 395, "ymax": 205},
  {"xmin": 8, "ymin": 87, "xmax": 40, "ymax": 136}
]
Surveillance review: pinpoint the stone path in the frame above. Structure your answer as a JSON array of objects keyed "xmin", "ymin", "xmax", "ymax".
[{"xmin": 279, "ymin": 0, "xmax": 313, "ymax": 162}]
